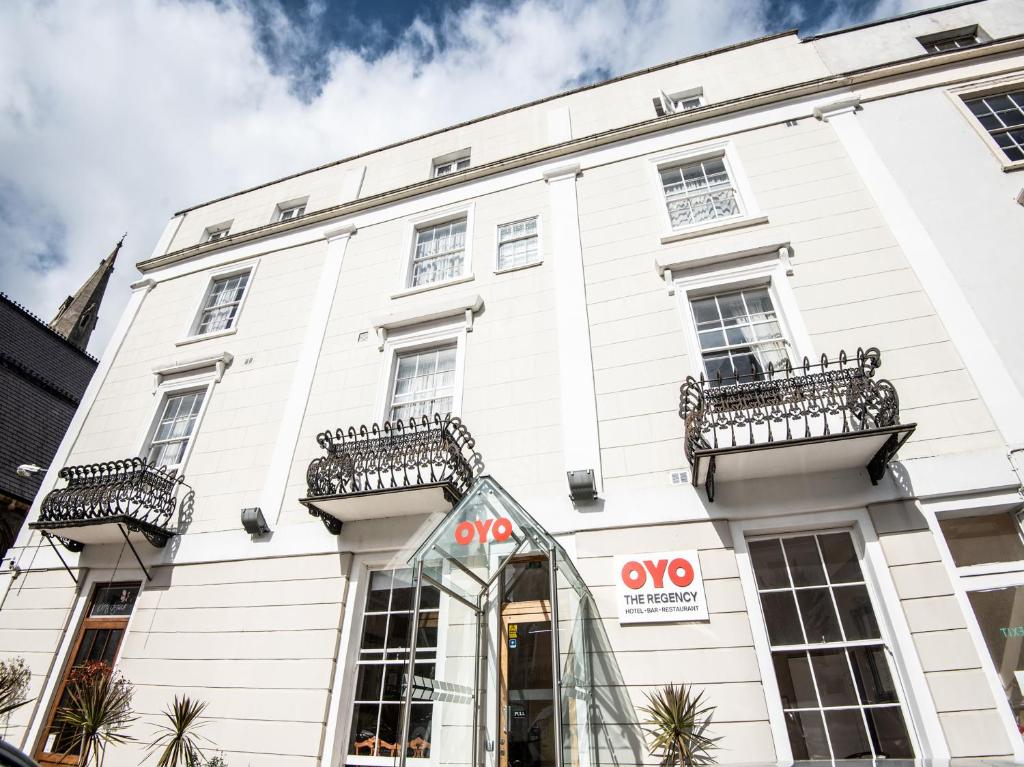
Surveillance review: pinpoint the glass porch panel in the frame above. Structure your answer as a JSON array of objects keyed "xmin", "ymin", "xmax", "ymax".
[
  {"xmin": 966, "ymin": 586, "xmax": 1024, "ymax": 732},
  {"xmin": 423, "ymin": 588, "xmax": 481, "ymax": 767},
  {"xmin": 554, "ymin": 548, "xmax": 594, "ymax": 767},
  {"xmin": 412, "ymin": 478, "xmax": 559, "ymax": 603}
]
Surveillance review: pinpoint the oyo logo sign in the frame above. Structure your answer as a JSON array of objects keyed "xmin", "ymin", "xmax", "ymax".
[
  {"xmin": 620, "ymin": 558, "xmax": 695, "ymax": 590},
  {"xmin": 454, "ymin": 517, "xmax": 513, "ymax": 545}
]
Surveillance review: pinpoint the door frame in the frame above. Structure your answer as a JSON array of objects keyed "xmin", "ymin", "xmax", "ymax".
[{"xmin": 499, "ymin": 600, "xmax": 553, "ymax": 767}]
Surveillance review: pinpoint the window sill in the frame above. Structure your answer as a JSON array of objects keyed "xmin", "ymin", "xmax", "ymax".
[
  {"xmin": 1001, "ymin": 160, "xmax": 1024, "ymax": 173},
  {"xmin": 659, "ymin": 214, "xmax": 769, "ymax": 245},
  {"xmin": 391, "ymin": 273, "xmax": 475, "ymax": 300},
  {"xmin": 175, "ymin": 327, "xmax": 238, "ymax": 347},
  {"xmin": 494, "ymin": 260, "xmax": 543, "ymax": 275}
]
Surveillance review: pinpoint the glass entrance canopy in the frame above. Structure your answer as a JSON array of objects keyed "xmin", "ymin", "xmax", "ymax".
[{"xmin": 397, "ymin": 476, "xmax": 641, "ymax": 767}]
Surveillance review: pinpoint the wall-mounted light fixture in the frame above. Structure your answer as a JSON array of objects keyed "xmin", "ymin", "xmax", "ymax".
[
  {"xmin": 241, "ymin": 507, "xmax": 271, "ymax": 535},
  {"xmin": 567, "ymin": 469, "xmax": 597, "ymax": 502},
  {"xmin": 16, "ymin": 464, "xmax": 44, "ymax": 478}
]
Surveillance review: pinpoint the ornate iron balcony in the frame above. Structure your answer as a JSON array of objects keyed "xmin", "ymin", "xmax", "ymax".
[
  {"xmin": 301, "ymin": 414, "xmax": 483, "ymax": 534},
  {"xmin": 30, "ymin": 458, "xmax": 191, "ymax": 551},
  {"xmin": 679, "ymin": 348, "xmax": 915, "ymax": 501}
]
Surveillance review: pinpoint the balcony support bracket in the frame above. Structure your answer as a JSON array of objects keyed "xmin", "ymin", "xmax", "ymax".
[
  {"xmin": 40, "ymin": 531, "xmax": 79, "ymax": 584},
  {"xmin": 117, "ymin": 523, "xmax": 153, "ymax": 581}
]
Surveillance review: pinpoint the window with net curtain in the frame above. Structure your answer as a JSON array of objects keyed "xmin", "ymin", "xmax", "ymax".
[
  {"xmin": 689, "ymin": 286, "xmax": 790, "ymax": 385},
  {"xmin": 411, "ymin": 219, "xmax": 467, "ymax": 287},
  {"xmin": 146, "ymin": 390, "xmax": 205, "ymax": 468},
  {"xmin": 660, "ymin": 155, "xmax": 741, "ymax": 229},
  {"xmin": 388, "ymin": 346, "xmax": 456, "ymax": 422},
  {"xmin": 194, "ymin": 271, "xmax": 250, "ymax": 335}
]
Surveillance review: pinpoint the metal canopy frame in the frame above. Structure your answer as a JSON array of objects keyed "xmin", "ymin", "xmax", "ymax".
[{"xmin": 399, "ymin": 476, "xmax": 587, "ymax": 767}]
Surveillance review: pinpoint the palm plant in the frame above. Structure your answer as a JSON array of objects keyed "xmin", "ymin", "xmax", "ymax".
[
  {"xmin": 638, "ymin": 683, "xmax": 720, "ymax": 767},
  {"xmin": 144, "ymin": 695, "xmax": 210, "ymax": 767},
  {"xmin": 0, "ymin": 656, "xmax": 31, "ymax": 719},
  {"xmin": 56, "ymin": 661, "xmax": 135, "ymax": 767}
]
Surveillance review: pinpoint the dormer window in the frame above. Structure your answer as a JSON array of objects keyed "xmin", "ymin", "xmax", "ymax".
[
  {"xmin": 654, "ymin": 88, "xmax": 704, "ymax": 117},
  {"xmin": 275, "ymin": 200, "xmax": 307, "ymax": 222},
  {"xmin": 203, "ymin": 223, "xmax": 231, "ymax": 244},
  {"xmin": 918, "ymin": 25, "xmax": 984, "ymax": 53},
  {"xmin": 432, "ymin": 150, "xmax": 470, "ymax": 178}
]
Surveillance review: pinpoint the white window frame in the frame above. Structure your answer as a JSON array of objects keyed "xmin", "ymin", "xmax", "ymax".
[
  {"xmin": 918, "ymin": 25, "xmax": 984, "ymax": 53},
  {"xmin": 922, "ymin": 497, "xmax": 1024, "ymax": 758},
  {"xmin": 202, "ymin": 221, "xmax": 232, "ymax": 244},
  {"xmin": 375, "ymin": 320, "xmax": 467, "ymax": 425},
  {"xmin": 274, "ymin": 197, "xmax": 308, "ymax": 223},
  {"xmin": 177, "ymin": 259, "xmax": 259, "ymax": 346},
  {"xmin": 670, "ymin": 253, "xmax": 813, "ymax": 381},
  {"xmin": 648, "ymin": 140, "xmax": 767, "ymax": 244},
  {"xmin": 137, "ymin": 360, "xmax": 225, "ymax": 475},
  {"xmin": 430, "ymin": 149, "xmax": 471, "ymax": 179},
  {"xmin": 494, "ymin": 215, "xmax": 543, "ymax": 274},
  {"xmin": 731, "ymin": 510, "xmax": 948, "ymax": 761},
  {"xmin": 659, "ymin": 86, "xmax": 705, "ymax": 115},
  {"xmin": 948, "ymin": 75, "xmax": 1024, "ymax": 173},
  {"xmin": 394, "ymin": 203, "xmax": 475, "ymax": 298},
  {"xmin": 332, "ymin": 556, "xmax": 450, "ymax": 767}
]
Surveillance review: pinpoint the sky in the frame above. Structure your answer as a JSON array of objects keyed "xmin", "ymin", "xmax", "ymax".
[{"xmin": 0, "ymin": 0, "xmax": 934, "ymax": 355}]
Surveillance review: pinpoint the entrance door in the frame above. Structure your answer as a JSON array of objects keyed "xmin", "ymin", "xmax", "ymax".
[{"xmin": 500, "ymin": 600, "xmax": 556, "ymax": 767}]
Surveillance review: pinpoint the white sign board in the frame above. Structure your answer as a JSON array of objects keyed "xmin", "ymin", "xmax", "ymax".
[{"xmin": 613, "ymin": 550, "xmax": 709, "ymax": 624}]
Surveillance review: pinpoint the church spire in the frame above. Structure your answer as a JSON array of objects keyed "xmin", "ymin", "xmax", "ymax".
[{"xmin": 49, "ymin": 234, "xmax": 123, "ymax": 351}]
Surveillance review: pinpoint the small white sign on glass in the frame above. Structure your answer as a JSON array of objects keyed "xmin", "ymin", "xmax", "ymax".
[{"xmin": 613, "ymin": 550, "xmax": 709, "ymax": 624}]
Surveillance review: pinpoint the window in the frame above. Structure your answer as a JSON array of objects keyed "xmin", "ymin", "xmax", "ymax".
[
  {"xmin": 748, "ymin": 532, "xmax": 914, "ymax": 760},
  {"xmin": 349, "ymin": 569, "xmax": 439, "ymax": 761},
  {"xmin": 939, "ymin": 512, "xmax": 1024, "ymax": 567},
  {"xmin": 654, "ymin": 88, "xmax": 704, "ymax": 116},
  {"xmin": 194, "ymin": 270, "xmax": 250, "ymax": 335},
  {"xmin": 410, "ymin": 218, "xmax": 467, "ymax": 287},
  {"xmin": 276, "ymin": 201, "xmax": 306, "ymax": 222},
  {"xmin": 36, "ymin": 582, "xmax": 141, "ymax": 762},
  {"xmin": 203, "ymin": 224, "xmax": 230, "ymax": 243},
  {"xmin": 432, "ymin": 154, "xmax": 470, "ymax": 178},
  {"xmin": 919, "ymin": 26, "xmax": 981, "ymax": 53},
  {"xmin": 660, "ymin": 156, "xmax": 740, "ymax": 229},
  {"xmin": 965, "ymin": 586, "xmax": 1024, "ymax": 735},
  {"xmin": 690, "ymin": 287, "xmax": 789, "ymax": 384},
  {"xmin": 388, "ymin": 346, "xmax": 456, "ymax": 422},
  {"xmin": 496, "ymin": 217, "xmax": 540, "ymax": 270},
  {"xmin": 145, "ymin": 390, "xmax": 205, "ymax": 468},
  {"xmin": 965, "ymin": 90, "xmax": 1024, "ymax": 162}
]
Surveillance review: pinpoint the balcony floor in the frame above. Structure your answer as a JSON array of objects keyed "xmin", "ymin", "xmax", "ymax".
[
  {"xmin": 300, "ymin": 482, "xmax": 460, "ymax": 523},
  {"xmin": 29, "ymin": 515, "xmax": 173, "ymax": 548},
  {"xmin": 692, "ymin": 423, "xmax": 916, "ymax": 487}
]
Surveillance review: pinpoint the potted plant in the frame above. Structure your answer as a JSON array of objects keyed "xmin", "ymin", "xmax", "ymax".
[
  {"xmin": 638, "ymin": 683, "xmax": 719, "ymax": 767},
  {"xmin": 0, "ymin": 656, "xmax": 31, "ymax": 721},
  {"xmin": 144, "ymin": 695, "xmax": 210, "ymax": 767},
  {"xmin": 55, "ymin": 661, "xmax": 135, "ymax": 767}
]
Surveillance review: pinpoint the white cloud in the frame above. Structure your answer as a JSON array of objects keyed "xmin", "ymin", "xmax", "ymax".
[{"xmin": 0, "ymin": 0, "xmax": 797, "ymax": 353}]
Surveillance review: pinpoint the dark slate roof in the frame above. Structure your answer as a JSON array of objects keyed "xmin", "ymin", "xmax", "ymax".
[{"xmin": 0, "ymin": 294, "xmax": 97, "ymax": 503}]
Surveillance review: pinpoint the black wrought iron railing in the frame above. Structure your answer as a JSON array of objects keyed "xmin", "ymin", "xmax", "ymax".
[
  {"xmin": 679, "ymin": 347, "xmax": 903, "ymax": 471},
  {"xmin": 35, "ymin": 458, "xmax": 190, "ymax": 549},
  {"xmin": 304, "ymin": 414, "xmax": 482, "ymax": 531}
]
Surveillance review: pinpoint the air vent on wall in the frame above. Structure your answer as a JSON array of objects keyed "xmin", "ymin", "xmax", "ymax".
[{"xmin": 669, "ymin": 469, "xmax": 689, "ymax": 486}]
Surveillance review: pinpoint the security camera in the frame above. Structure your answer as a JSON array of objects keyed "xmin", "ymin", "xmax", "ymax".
[{"xmin": 16, "ymin": 464, "xmax": 43, "ymax": 478}]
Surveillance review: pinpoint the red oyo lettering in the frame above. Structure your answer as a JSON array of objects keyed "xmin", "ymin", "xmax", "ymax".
[
  {"xmin": 454, "ymin": 517, "xmax": 514, "ymax": 544},
  {"xmin": 620, "ymin": 557, "xmax": 695, "ymax": 588}
]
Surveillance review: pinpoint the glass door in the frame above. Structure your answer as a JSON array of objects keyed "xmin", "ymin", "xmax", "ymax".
[{"xmin": 501, "ymin": 602, "xmax": 555, "ymax": 767}]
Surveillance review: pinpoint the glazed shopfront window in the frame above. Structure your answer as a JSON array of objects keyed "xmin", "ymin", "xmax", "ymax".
[
  {"xmin": 748, "ymin": 531, "xmax": 914, "ymax": 759},
  {"xmin": 967, "ymin": 587, "xmax": 1024, "ymax": 733},
  {"xmin": 349, "ymin": 569, "xmax": 440, "ymax": 762}
]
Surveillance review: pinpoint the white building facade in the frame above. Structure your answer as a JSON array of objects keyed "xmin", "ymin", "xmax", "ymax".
[{"xmin": 5, "ymin": 2, "xmax": 1024, "ymax": 764}]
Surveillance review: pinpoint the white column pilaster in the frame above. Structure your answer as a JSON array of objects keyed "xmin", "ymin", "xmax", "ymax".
[
  {"xmin": 815, "ymin": 95, "xmax": 1024, "ymax": 448},
  {"xmin": 263, "ymin": 224, "xmax": 356, "ymax": 526},
  {"xmin": 544, "ymin": 163, "xmax": 603, "ymax": 494}
]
